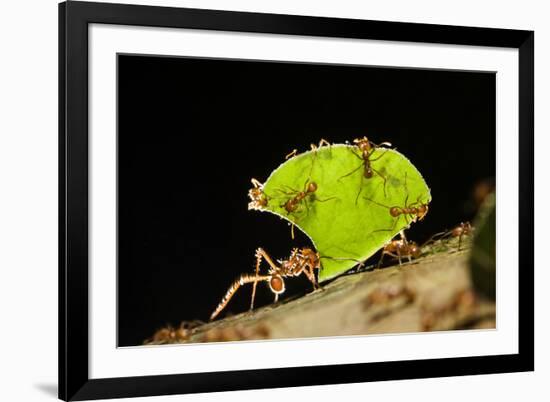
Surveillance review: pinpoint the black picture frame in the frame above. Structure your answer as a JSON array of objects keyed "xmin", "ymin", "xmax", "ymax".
[{"xmin": 59, "ymin": 1, "xmax": 534, "ymax": 400}]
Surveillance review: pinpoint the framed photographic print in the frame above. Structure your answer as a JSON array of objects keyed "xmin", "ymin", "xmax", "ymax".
[{"xmin": 59, "ymin": 1, "xmax": 534, "ymax": 400}]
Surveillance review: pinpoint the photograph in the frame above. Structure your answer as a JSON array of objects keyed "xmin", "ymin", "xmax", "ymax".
[{"xmin": 117, "ymin": 54, "xmax": 497, "ymax": 347}]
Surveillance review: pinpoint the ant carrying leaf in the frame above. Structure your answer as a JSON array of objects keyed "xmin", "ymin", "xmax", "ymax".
[{"xmin": 210, "ymin": 247, "xmax": 321, "ymax": 320}]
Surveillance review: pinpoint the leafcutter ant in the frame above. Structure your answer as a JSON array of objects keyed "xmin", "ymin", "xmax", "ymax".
[
  {"xmin": 210, "ymin": 247, "xmax": 321, "ymax": 320},
  {"xmin": 339, "ymin": 137, "xmax": 392, "ymax": 203},
  {"xmin": 143, "ymin": 321, "xmax": 203, "ymax": 345},
  {"xmin": 364, "ymin": 173, "xmax": 429, "ymax": 234},
  {"xmin": 444, "ymin": 221, "xmax": 474, "ymax": 251},
  {"xmin": 378, "ymin": 231, "xmax": 421, "ymax": 267},
  {"xmin": 248, "ymin": 178, "xmax": 268, "ymax": 210},
  {"xmin": 277, "ymin": 179, "xmax": 336, "ymax": 239}
]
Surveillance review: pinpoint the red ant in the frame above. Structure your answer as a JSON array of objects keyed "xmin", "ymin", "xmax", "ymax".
[
  {"xmin": 378, "ymin": 231, "xmax": 421, "ymax": 267},
  {"xmin": 248, "ymin": 178, "xmax": 268, "ymax": 210},
  {"xmin": 364, "ymin": 173, "xmax": 429, "ymax": 234},
  {"xmin": 210, "ymin": 247, "xmax": 321, "ymax": 320},
  {"xmin": 339, "ymin": 137, "xmax": 392, "ymax": 203},
  {"xmin": 276, "ymin": 179, "xmax": 336, "ymax": 239},
  {"xmin": 144, "ymin": 321, "xmax": 203, "ymax": 345},
  {"xmin": 445, "ymin": 222, "xmax": 474, "ymax": 251}
]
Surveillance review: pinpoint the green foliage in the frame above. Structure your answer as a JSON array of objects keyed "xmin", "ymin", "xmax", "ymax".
[{"xmin": 253, "ymin": 144, "xmax": 431, "ymax": 282}]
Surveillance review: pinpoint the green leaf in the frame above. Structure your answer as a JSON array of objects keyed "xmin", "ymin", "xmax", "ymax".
[{"xmin": 252, "ymin": 144, "xmax": 431, "ymax": 282}]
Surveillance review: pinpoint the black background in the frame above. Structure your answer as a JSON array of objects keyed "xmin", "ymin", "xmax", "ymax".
[{"xmin": 118, "ymin": 55, "xmax": 495, "ymax": 347}]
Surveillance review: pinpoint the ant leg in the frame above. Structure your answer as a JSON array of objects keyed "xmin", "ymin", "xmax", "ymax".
[
  {"xmin": 371, "ymin": 140, "xmax": 393, "ymax": 149},
  {"xmin": 372, "ymin": 167, "xmax": 388, "ymax": 198},
  {"xmin": 377, "ymin": 251, "xmax": 386, "ymax": 268},
  {"xmin": 285, "ymin": 149, "xmax": 298, "ymax": 159},
  {"xmin": 363, "ymin": 196, "xmax": 392, "ymax": 210},
  {"xmin": 211, "ymin": 273, "xmax": 271, "ymax": 320},
  {"xmin": 316, "ymin": 195, "xmax": 338, "ymax": 203},
  {"xmin": 250, "ymin": 178, "xmax": 264, "ymax": 189},
  {"xmin": 338, "ymin": 163, "xmax": 363, "ymax": 180},
  {"xmin": 369, "ymin": 148, "xmax": 391, "ymax": 162},
  {"xmin": 305, "ymin": 265, "xmax": 318, "ymax": 290},
  {"xmin": 373, "ymin": 217, "xmax": 399, "ymax": 234},
  {"xmin": 458, "ymin": 233, "xmax": 463, "ymax": 251},
  {"xmin": 250, "ymin": 249, "xmax": 264, "ymax": 310},
  {"xmin": 251, "ymin": 248, "xmax": 280, "ymax": 310},
  {"xmin": 278, "ymin": 184, "xmax": 300, "ymax": 194},
  {"xmin": 354, "ymin": 175, "xmax": 365, "ymax": 205},
  {"xmin": 304, "ymin": 198, "xmax": 311, "ymax": 215}
]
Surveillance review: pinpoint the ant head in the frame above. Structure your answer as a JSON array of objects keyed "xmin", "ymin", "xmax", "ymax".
[
  {"xmin": 353, "ymin": 137, "xmax": 371, "ymax": 150},
  {"xmin": 269, "ymin": 275, "xmax": 286, "ymax": 294},
  {"xmin": 300, "ymin": 247, "xmax": 321, "ymax": 267},
  {"xmin": 409, "ymin": 242, "xmax": 421, "ymax": 258},
  {"xmin": 306, "ymin": 181, "xmax": 318, "ymax": 193}
]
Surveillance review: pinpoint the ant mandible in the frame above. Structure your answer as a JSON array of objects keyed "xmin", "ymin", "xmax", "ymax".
[
  {"xmin": 339, "ymin": 137, "xmax": 392, "ymax": 203},
  {"xmin": 210, "ymin": 247, "xmax": 321, "ymax": 320}
]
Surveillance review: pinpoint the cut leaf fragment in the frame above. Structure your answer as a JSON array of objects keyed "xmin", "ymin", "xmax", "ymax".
[{"xmin": 252, "ymin": 143, "xmax": 431, "ymax": 282}]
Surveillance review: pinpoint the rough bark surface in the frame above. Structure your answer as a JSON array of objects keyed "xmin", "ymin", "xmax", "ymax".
[{"xmin": 145, "ymin": 250, "xmax": 495, "ymax": 345}]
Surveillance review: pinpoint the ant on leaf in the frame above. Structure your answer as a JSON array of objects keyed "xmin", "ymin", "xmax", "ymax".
[
  {"xmin": 378, "ymin": 231, "xmax": 421, "ymax": 268},
  {"xmin": 248, "ymin": 178, "xmax": 269, "ymax": 210},
  {"xmin": 276, "ymin": 178, "xmax": 337, "ymax": 239},
  {"xmin": 277, "ymin": 144, "xmax": 337, "ymax": 239},
  {"xmin": 339, "ymin": 137, "xmax": 393, "ymax": 203},
  {"xmin": 364, "ymin": 173, "xmax": 430, "ymax": 235}
]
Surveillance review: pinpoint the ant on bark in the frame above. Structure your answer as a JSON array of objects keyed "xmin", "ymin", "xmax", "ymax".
[
  {"xmin": 210, "ymin": 247, "xmax": 321, "ymax": 320},
  {"xmin": 444, "ymin": 222, "xmax": 474, "ymax": 251},
  {"xmin": 378, "ymin": 231, "xmax": 421, "ymax": 268},
  {"xmin": 210, "ymin": 247, "xmax": 365, "ymax": 320},
  {"xmin": 339, "ymin": 137, "xmax": 392, "ymax": 203}
]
